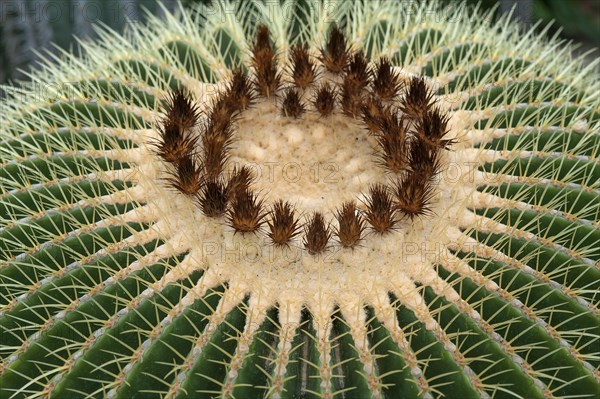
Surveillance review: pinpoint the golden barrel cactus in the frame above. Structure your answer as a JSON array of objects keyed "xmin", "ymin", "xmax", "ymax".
[{"xmin": 0, "ymin": 1, "xmax": 598, "ymax": 398}]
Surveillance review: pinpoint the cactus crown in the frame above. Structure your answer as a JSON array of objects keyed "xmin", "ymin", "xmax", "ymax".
[
  {"xmin": 0, "ymin": 1, "xmax": 598, "ymax": 398},
  {"xmin": 155, "ymin": 23, "xmax": 452, "ymax": 253}
]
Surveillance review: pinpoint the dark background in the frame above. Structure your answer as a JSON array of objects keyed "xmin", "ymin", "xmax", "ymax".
[{"xmin": 0, "ymin": 0, "xmax": 598, "ymax": 86}]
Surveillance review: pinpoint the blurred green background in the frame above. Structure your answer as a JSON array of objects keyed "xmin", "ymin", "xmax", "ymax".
[{"xmin": 0, "ymin": 0, "xmax": 598, "ymax": 86}]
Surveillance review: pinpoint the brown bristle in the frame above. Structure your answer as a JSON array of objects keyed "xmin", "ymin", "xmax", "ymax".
[
  {"xmin": 393, "ymin": 173, "xmax": 435, "ymax": 219},
  {"xmin": 226, "ymin": 165, "xmax": 254, "ymax": 201},
  {"xmin": 340, "ymin": 80, "xmax": 363, "ymax": 118},
  {"xmin": 345, "ymin": 51, "xmax": 371, "ymax": 91},
  {"xmin": 201, "ymin": 136, "xmax": 230, "ymax": 179},
  {"xmin": 254, "ymin": 60, "xmax": 282, "ymax": 99},
  {"xmin": 201, "ymin": 92, "xmax": 235, "ymax": 180},
  {"xmin": 377, "ymin": 132, "xmax": 409, "ymax": 174},
  {"xmin": 313, "ymin": 83, "xmax": 337, "ymax": 117},
  {"xmin": 362, "ymin": 183, "xmax": 397, "ymax": 233},
  {"xmin": 228, "ymin": 189, "xmax": 266, "ymax": 234},
  {"xmin": 251, "ymin": 24, "xmax": 281, "ymax": 99},
  {"xmin": 375, "ymin": 111, "xmax": 409, "ymax": 173},
  {"xmin": 163, "ymin": 88, "xmax": 200, "ymax": 130},
  {"xmin": 409, "ymin": 138, "xmax": 442, "ymax": 180},
  {"xmin": 152, "ymin": 120, "xmax": 198, "ymax": 164},
  {"xmin": 290, "ymin": 44, "xmax": 316, "ymax": 90},
  {"xmin": 335, "ymin": 201, "xmax": 365, "ymax": 248},
  {"xmin": 372, "ymin": 57, "xmax": 401, "ymax": 101},
  {"xmin": 375, "ymin": 106, "xmax": 405, "ymax": 136},
  {"xmin": 303, "ymin": 212, "xmax": 331, "ymax": 255},
  {"xmin": 400, "ymin": 76, "xmax": 436, "ymax": 119},
  {"xmin": 206, "ymin": 89, "xmax": 238, "ymax": 136},
  {"xmin": 165, "ymin": 154, "xmax": 203, "ymax": 195},
  {"xmin": 268, "ymin": 200, "xmax": 301, "ymax": 246},
  {"xmin": 281, "ymin": 88, "xmax": 306, "ymax": 118},
  {"xmin": 320, "ymin": 25, "xmax": 350, "ymax": 74},
  {"xmin": 253, "ymin": 25, "xmax": 272, "ymax": 54},
  {"xmin": 340, "ymin": 52, "xmax": 370, "ymax": 118},
  {"xmin": 197, "ymin": 178, "xmax": 229, "ymax": 217},
  {"xmin": 228, "ymin": 69, "xmax": 255, "ymax": 112},
  {"xmin": 361, "ymin": 95, "xmax": 385, "ymax": 133},
  {"xmin": 415, "ymin": 107, "xmax": 455, "ymax": 150}
]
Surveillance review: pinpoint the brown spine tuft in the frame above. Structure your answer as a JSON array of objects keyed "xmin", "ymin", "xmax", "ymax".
[
  {"xmin": 372, "ymin": 57, "xmax": 401, "ymax": 101},
  {"xmin": 226, "ymin": 165, "xmax": 254, "ymax": 202},
  {"xmin": 345, "ymin": 50, "xmax": 371, "ymax": 89},
  {"xmin": 340, "ymin": 81, "xmax": 362, "ymax": 118},
  {"xmin": 415, "ymin": 107, "xmax": 454, "ymax": 150},
  {"xmin": 290, "ymin": 44, "xmax": 316, "ymax": 90},
  {"xmin": 197, "ymin": 178, "xmax": 229, "ymax": 217},
  {"xmin": 268, "ymin": 200, "xmax": 301, "ymax": 246},
  {"xmin": 375, "ymin": 110, "xmax": 409, "ymax": 173},
  {"xmin": 393, "ymin": 172, "xmax": 435, "ymax": 219},
  {"xmin": 320, "ymin": 25, "xmax": 350, "ymax": 74},
  {"xmin": 400, "ymin": 76, "xmax": 436, "ymax": 119},
  {"xmin": 201, "ymin": 127, "xmax": 231, "ymax": 179},
  {"xmin": 313, "ymin": 83, "xmax": 337, "ymax": 117},
  {"xmin": 152, "ymin": 120, "xmax": 198, "ymax": 164},
  {"xmin": 303, "ymin": 212, "xmax": 331, "ymax": 255},
  {"xmin": 205, "ymin": 89, "xmax": 237, "ymax": 136},
  {"xmin": 409, "ymin": 137, "xmax": 442, "ymax": 180},
  {"xmin": 363, "ymin": 183, "xmax": 397, "ymax": 233},
  {"xmin": 393, "ymin": 138, "xmax": 441, "ymax": 219},
  {"xmin": 165, "ymin": 153, "xmax": 203, "ymax": 196},
  {"xmin": 228, "ymin": 68, "xmax": 255, "ymax": 112},
  {"xmin": 254, "ymin": 25, "xmax": 272, "ymax": 55},
  {"xmin": 335, "ymin": 201, "xmax": 365, "ymax": 248},
  {"xmin": 340, "ymin": 51, "xmax": 370, "ymax": 118},
  {"xmin": 228, "ymin": 189, "xmax": 266, "ymax": 234},
  {"xmin": 361, "ymin": 95, "xmax": 385, "ymax": 133},
  {"xmin": 201, "ymin": 88, "xmax": 237, "ymax": 179},
  {"xmin": 251, "ymin": 24, "xmax": 281, "ymax": 99},
  {"xmin": 281, "ymin": 88, "xmax": 306, "ymax": 118},
  {"xmin": 163, "ymin": 88, "xmax": 200, "ymax": 130}
]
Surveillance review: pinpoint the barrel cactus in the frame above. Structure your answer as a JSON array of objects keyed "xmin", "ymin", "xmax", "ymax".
[{"xmin": 0, "ymin": 1, "xmax": 598, "ymax": 398}]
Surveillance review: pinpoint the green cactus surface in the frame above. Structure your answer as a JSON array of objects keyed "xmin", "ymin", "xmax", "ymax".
[{"xmin": 0, "ymin": 1, "xmax": 599, "ymax": 398}]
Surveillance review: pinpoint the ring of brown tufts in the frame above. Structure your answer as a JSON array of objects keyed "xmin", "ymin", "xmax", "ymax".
[{"xmin": 152, "ymin": 24, "xmax": 453, "ymax": 255}]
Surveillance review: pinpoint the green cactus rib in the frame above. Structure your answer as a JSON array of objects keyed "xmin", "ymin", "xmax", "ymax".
[
  {"xmin": 480, "ymin": 183, "xmax": 599, "ymax": 222},
  {"xmin": 1, "ymin": 1, "xmax": 599, "ymax": 398},
  {"xmin": 454, "ymin": 250, "xmax": 599, "ymax": 368},
  {"xmin": 365, "ymin": 307, "xmax": 422, "ymax": 399}
]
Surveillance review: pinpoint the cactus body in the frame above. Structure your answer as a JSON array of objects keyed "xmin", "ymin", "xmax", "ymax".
[{"xmin": 0, "ymin": 1, "xmax": 598, "ymax": 398}]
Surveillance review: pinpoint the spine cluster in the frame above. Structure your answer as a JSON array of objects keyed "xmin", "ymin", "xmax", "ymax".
[{"xmin": 152, "ymin": 24, "xmax": 453, "ymax": 255}]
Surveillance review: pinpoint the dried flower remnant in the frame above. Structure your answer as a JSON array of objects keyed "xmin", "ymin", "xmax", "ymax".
[
  {"xmin": 363, "ymin": 183, "xmax": 398, "ymax": 233},
  {"xmin": 320, "ymin": 25, "xmax": 350, "ymax": 74},
  {"xmin": 303, "ymin": 212, "xmax": 331, "ymax": 254},
  {"xmin": 281, "ymin": 88, "xmax": 306, "ymax": 118},
  {"xmin": 197, "ymin": 178, "xmax": 229, "ymax": 217},
  {"xmin": 251, "ymin": 25, "xmax": 281, "ymax": 98},
  {"xmin": 228, "ymin": 190, "xmax": 266, "ymax": 234},
  {"xmin": 290, "ymin": 44, "xmax": 316, "ymax": 90},
  {"xmin": 313, "ymin": 83, "xmax": 337, "ymax": 117},
  {"xmin": 372, "ymin": 57, "xmax": 402, "ymax": 101},
  {"xmin": 268, "ymin": 200, "xmax": 301, "ymax": 246},
  {"xmin": 335, "ymin": 201, "xmax": 365, "ymax": 248},
  {"xmin": 400, "ymin": 75, "xmax": 436, "ymax": 119}
]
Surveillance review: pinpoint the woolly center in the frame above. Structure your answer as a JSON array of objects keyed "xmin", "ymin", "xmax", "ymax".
[{"xmin": 229, "ymin": 100, "xmax": 387, "ymax": 216}]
